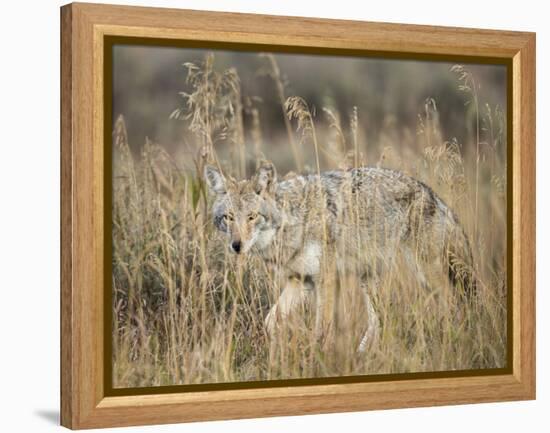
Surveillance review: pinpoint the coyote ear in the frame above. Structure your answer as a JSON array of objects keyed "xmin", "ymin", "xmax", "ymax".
[
  {"xmin": 204, "ymin": 165, "xmax": 226, "ymax": 195},
  {"xmin": 254, "ymin": 161, "xmax": 277, "ymax": 195}
]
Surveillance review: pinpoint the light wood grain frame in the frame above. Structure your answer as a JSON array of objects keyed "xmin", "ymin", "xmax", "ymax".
[{"xmin": 60, "ymin": 2, "xmax": 535, "ymax": 429}]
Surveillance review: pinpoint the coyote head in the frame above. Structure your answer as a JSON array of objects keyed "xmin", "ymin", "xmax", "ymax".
[{"xmin": 204, "ymin": 162, "xmax": 282, "ymax": 254}]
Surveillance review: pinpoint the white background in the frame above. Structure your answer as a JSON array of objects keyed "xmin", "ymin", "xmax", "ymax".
[{"xmin": 0, "ymin": 0, "xmax": 546, "ymax": 431}]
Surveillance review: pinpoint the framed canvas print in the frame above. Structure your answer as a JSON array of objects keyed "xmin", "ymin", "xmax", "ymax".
[{"xmin": 60, "ymin": 2, "xmax": 535, "ymax": 429}]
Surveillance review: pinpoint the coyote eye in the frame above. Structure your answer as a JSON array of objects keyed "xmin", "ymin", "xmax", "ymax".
[
  {"xmin": 223, "ymin": 214, "xmax": 234, "ymax": 221},
  {"xmin": 248, "ymin": 213, "xmax": 258, "ymax": 221}
]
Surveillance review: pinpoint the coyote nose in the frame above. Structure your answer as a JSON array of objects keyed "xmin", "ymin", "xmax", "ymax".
[{"xmin": 231, "ymin": 240, "xmax": 242, "ymax": 254}]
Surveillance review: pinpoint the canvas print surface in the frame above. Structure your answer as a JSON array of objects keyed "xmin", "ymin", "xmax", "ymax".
[{"xmin": 110, "ymin": 44, "xmax": 508, "ymax": 389}]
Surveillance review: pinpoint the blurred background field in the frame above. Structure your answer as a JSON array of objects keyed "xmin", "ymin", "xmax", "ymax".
[
  {"xmin": 111, "ymin": 45, "xmax": 507, "ymax": 388},
  {"xmin": 113, "ymin": 45, "xmax": 506, "ymax": 171}
]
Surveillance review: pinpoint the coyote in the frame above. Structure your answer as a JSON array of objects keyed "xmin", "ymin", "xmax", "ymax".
[{"xmin": 204, "ymin": 161, "xmax": 476, "ymax": 351}]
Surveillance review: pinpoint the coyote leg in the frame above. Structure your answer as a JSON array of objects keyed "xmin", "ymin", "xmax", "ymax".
[
  {"xmin": 402, "ymin": 246, "xmax": 430, "ymax": 290},
  {"xmin": 265, "ymin": 276, "xmax": 310, "ymax": 335},
  {"xmin": 358, "ymin": 282, "xmax": 380, "ymax": 352},
  {"xmin": 314, "ymin": 285, "xmax": 324, "ymax": 339}
]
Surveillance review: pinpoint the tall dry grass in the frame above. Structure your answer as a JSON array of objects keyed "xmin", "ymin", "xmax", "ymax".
[{"xmin": 112, "ymin": 54, "xmax": 507, "ymax": 388}]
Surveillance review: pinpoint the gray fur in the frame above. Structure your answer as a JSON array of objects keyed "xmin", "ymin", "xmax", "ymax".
[{"xmin": 205, "ymin": 163, "xmax": 476, "ymax": 348}]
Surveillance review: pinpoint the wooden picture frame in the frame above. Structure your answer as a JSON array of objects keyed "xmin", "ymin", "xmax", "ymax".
[{"xmin": 60, "ymin": 2, "xmax": 535, "ymax": 429}]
